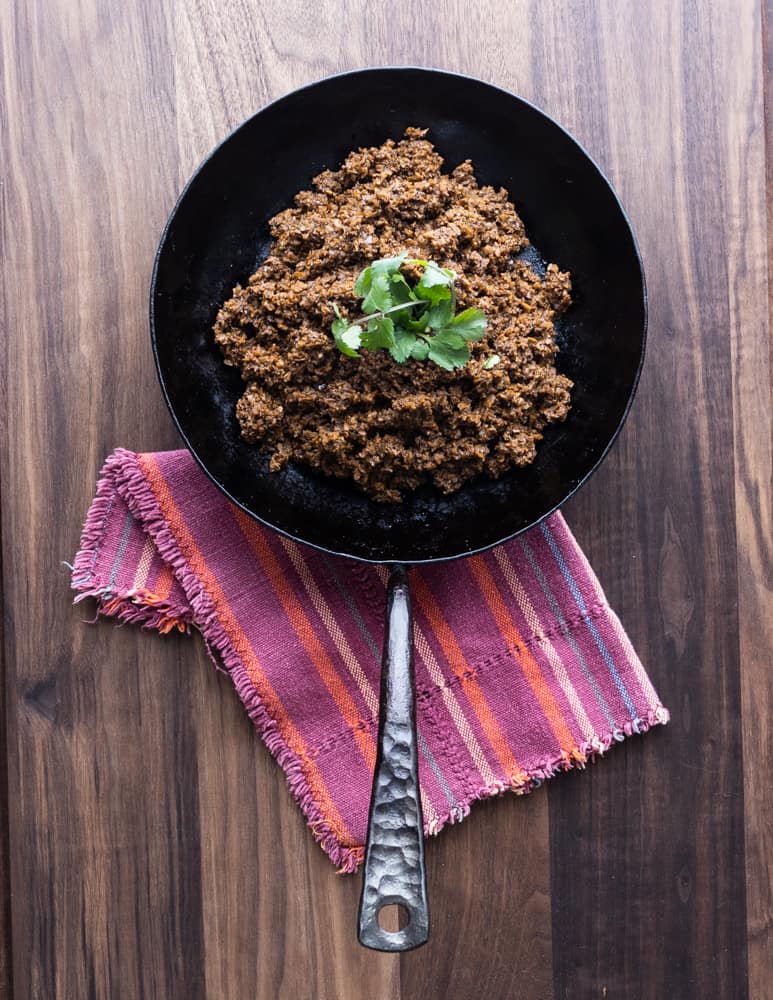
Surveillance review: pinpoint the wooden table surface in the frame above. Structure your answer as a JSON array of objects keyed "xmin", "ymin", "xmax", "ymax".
[{"xmin": 2, "ymin": 1, "xmax": 772, "ymax": 997}]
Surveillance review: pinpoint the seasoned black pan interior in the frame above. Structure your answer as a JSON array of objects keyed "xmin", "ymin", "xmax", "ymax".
[{"xmin": 151, "ymin": 68, "xmax": 646, "ymax": 563}]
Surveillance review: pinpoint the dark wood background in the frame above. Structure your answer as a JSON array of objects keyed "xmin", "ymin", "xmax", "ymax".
[{"xmin": 2, "ymin": 1, "xmax": 771, "ymax": 997}]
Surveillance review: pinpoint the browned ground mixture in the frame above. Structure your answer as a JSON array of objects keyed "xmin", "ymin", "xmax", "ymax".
[{"xmin": 214, "ymin": 128, "xmax": 573, "ymax": 502}]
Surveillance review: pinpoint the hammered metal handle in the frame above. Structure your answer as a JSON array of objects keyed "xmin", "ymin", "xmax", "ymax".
[{"xmin": 358, "ymin": 564, "xmax": 429, "ymax": 951}]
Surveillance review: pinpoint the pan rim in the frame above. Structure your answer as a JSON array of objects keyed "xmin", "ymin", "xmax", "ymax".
[{"xmin": 149, "ymin": 65, "xmax": 648, "ymax": 566}]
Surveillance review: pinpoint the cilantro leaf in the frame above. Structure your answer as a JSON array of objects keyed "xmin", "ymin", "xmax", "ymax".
[
  {"xmin": 354, "ymin": 266, "xmax": 372, "ymax": 298},
  {"xmin": 451, "ymin": 307, "xmax": 487, "ymax": 341},
  {"xmin": 371, "ymin": 253, "xmax": 407, "ymax": 275},
  {"xmin": 361, "ymin": 272, "xmax": 393, "ymax": 313},
  {"xmin": 431, "ymin": 328, "xmax": 467, "ymax": 350},
  {"xmin": 427, "ymin": 337, "xmax": 471, "ymax": 371},
  {"xmin": 410, "ymin": 338, "xmax": 430, "ymax": 360},
  {"xmin": 333, "ymin": 322, "xmax": 362, "ymax": 358},
  {"xmin": 418, "ymin": 261, "xmax": 454, "ymax": 287},
  {"xmin": 416, "ymin": 262, "xmax": 453, "ymax": 304},
  {"xmin": 389, "ymin": 272, "xmax": 417, "ymax": 305},
  {"xmin": 331, "ymin": 305, "xmax": 352, "ymax": 341},
  {"xmin": 389, "ymin": 326, "xmax": 418, "ymax": 363},
  {"xmin": 426, "ymin": 297, "xmax": 454, "ymax": 330},
  {"xmin": 406, "ymin": 308, "xmax": 430, "ymax": 333},
  {"xmin": 362, "ymin": 315, "xmax": 395, "ymax": 350},
  {"xmin": 415, "ymin": 282, "xmax": 453, "ymax": 306}
]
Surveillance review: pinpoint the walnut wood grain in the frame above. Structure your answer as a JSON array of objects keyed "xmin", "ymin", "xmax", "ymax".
[
  {"xmin": 1, "ymin": 0, "xmax": 770, "ymax": 997},
  {"xmin": 544, "ymin": 2, "xmax": 759, "ymax": 996},
  {"xmin": 0, "ymin": 487, "xmax": 12, "ymax": 1000},
  {"xmin": 742, "ymin": 1, "xmax": 773, "ymax": 994}
]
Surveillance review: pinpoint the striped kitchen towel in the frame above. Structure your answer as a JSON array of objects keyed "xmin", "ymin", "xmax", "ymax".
[{"xmin": 71, "ymin": 449, "xmax": 668, "ymax": 872}]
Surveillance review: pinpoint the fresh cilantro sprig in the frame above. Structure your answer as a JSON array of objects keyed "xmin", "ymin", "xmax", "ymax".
[{"xmin": 330, "ymin": 253, "xmax": 488, "ymax": 371}]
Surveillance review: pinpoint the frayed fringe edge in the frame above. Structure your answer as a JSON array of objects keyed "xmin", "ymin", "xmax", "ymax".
[
  {"xmin": 424, "ymin": 705, "xmax": 670, "ymax": 837},
  {"xmin": 73, "ymin": 586, "xmax": 192, "ymax": 634},
  {"xmin": 71, "ymin": 448, "xmax": 362, "ymax": 873}
]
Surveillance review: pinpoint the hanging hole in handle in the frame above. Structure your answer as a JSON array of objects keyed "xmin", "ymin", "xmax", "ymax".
[{"xmin": 377, "ymin": 903, "xmax": 411, "ymax": 932}]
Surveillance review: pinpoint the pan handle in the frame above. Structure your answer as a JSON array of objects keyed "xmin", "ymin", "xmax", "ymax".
[{"xmin": 358, "ymin": 564, "xmax": 429, "ymax": 951}]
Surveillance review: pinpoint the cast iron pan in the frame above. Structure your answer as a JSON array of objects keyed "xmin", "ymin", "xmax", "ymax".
[{"xmin": 150, "ymin": 67, "xmax": 647, "ymax": 952}]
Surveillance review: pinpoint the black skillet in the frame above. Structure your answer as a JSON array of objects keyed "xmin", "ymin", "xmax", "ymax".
[{"xmin": 150, "ymin": 67, "xmax": 647, "ymax": 952}]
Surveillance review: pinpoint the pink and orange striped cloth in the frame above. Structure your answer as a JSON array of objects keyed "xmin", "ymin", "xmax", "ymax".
[{"xmin": 71, "ymin": 449, "xmax": 668, "ymax": 871}]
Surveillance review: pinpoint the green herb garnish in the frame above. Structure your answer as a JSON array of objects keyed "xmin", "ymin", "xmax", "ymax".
[{"xmin": 330, "ymin": 254, "xmax": 487, "ymax": 371}]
